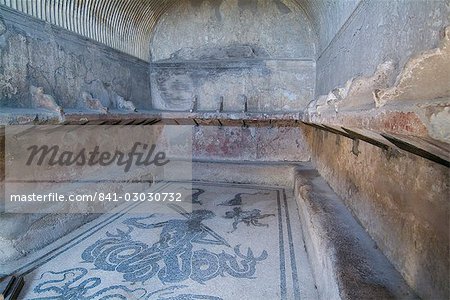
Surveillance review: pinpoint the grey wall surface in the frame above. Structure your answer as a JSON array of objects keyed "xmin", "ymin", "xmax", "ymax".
[
  {"xmin": 315, "ymin": 0, "xmax": 450, "ymax": 96},
  {"xmin": 0, "ymin": 6, "xmax": 151, "ymax": 111},
  {"xmin": 150, "ymin": 0, "xmax": 315, "ymax": 112},
  {"xmin": 300, "ymin": 0, "xmax": 361, "ymax": 55}
]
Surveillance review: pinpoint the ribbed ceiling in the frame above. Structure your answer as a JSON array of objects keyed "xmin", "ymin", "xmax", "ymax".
[
  {"xmin": 0, "ymin": 0, "xmax": 360, "ymax": 61},
  {"xmin": 0, "ymin": 0, "xmax": 178, "ymax": 61}
]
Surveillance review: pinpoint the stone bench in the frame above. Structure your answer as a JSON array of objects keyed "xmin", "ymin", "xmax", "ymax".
[{"xmin": 294, "ymin": 165, "xmax": 417, "ymax": 299}]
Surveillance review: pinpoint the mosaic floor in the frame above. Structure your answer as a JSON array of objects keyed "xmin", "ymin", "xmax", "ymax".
[{"xmin": 13, "ymin": 182, "xmax": 318, "ymax": 299}]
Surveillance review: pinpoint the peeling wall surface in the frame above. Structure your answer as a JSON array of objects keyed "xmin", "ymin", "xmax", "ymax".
[
  {"xmin": 316, "ymin": 0, "xmax": 450, "ymax": 96},
  {"xmin": 0, "ymin": 7, "xmax": 150, "ymax": 111},
  {"xmin": 150, "ymin": 0, "xmax": 315, "ymax": 112},
  {"xmin": 303, "ymin": 125, "xmax": 449, "ymax": 300}
]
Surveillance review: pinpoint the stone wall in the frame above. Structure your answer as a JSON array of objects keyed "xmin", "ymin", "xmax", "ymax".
[
  {"xmin": 303, "ymin": 125, "xmax": 449, "ymax": 300},
  {"xmin": 0, "ymin": 6, "xmax": 150, "ymax": 111}
]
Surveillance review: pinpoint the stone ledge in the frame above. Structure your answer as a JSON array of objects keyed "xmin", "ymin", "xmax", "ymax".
[
  {"xmin": 64, "ymin": 109, "xmax": 304, "ymax": 126},
  {"xmin": 294, "ymin": 165, "xmax": 417, "ymax": 299},
  {"xmin": 0, "ymin": 108, "xmax": 303, "ymax": 126}
]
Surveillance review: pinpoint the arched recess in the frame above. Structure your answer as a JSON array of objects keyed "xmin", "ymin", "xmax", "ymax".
[{"xmin": 149, "ymin": 0, "xmax": 316, "ymax": 112}]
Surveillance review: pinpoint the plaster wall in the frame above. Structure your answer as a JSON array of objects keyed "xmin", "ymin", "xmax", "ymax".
[
  {"xmin": 300, "ymin": 0, "xmax": 361, "ymax": 55},
  {"xmin": 315, "ymin": 0, "xmax": 450, "ymax": 97}
]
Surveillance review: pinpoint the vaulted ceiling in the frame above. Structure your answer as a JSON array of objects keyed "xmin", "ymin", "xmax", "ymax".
[{"xmin": 0, "ymin": 0, "xmax": 360, "ymax": 61}]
